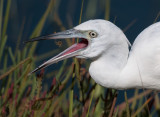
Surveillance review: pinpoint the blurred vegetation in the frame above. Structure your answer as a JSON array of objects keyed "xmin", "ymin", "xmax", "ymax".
[{"xmin": 0, "ymin": 0, "xmax": 160, "ymax": 117}]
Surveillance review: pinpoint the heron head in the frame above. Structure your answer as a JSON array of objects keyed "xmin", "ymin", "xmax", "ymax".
[
  {"xmin": 25, "ymin": 19, "xmax": 129, "ymax": 74},
  {"xmin": 75, "ymin": 19, "xmax": 119, "ymax": 59}
]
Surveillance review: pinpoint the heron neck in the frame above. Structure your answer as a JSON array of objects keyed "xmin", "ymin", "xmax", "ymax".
[
  {"xmin": 89, "ymin": 44, "xmax": 130, "ymax": 89},
  {"xmin": 89, "ymin": 43, "xmax": 143, "ymax": 89}
]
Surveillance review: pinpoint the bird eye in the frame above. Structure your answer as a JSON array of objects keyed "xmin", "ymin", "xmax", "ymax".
[{"xmin": 89, "ymin": 31, "xmax": 97, "ymax": 38}]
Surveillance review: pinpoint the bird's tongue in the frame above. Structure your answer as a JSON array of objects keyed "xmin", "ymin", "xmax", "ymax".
[{"xmin": 62, "ymin": 39, "xmax": 88, "ymax": 56}]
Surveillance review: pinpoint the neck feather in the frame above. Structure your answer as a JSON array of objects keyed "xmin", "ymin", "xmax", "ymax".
[{"xmin": 89, "ymin": 44, "xmax": 131, "ymax": 89}]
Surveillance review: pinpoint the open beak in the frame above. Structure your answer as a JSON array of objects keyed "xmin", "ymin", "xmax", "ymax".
[{"xmin": 25, "ymin": 29, "xmax": 89, "ymax": 75}]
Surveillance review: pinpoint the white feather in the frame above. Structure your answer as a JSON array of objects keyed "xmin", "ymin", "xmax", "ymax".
[{"xmin": 75, "ymin": 19, "xmax": 160, "ymax": 90}]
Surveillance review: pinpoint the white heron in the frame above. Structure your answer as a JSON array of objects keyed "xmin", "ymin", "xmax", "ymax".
[{"xmin": 26, "ymin": 19, "xmax": 160, "ymax": 90}]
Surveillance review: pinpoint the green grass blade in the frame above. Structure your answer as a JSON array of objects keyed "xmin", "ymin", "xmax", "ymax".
[
  {"xmin": 28, "ymin": 0, "xmax": 56, "ymax": 56},
  {"xmin": 154, "ymin": 92, "xmax": 160, "ymax": 109},
  {"xmin": 0, "ymin": 57, "xmax": 31, "ymax": 80},
  {"xmin": 131, "ymin": 89, "xmax": 139, "ymax": 110},
  {"xmin": 3, "ymin": 49, "xmax": 8, "ymax": 72},
  {"xmin": 74, "ymin": 0, "xmax": 85, "ymax": 80},
  {"xmin": 69, "ymin": 64, "xmax": 75, "ymax": 117},
  {"xmin": 124, "ymin": 91, "xmax": 130, "ymax": 117},
  {"xmin": 154, "ymin": 11, "xmax": 160, "ymax": 23},
  {"xmin": 17, "ymin": 64, "xmax": 31, "ymax": 103},
  {"xmin": 69, "ymin": 89, "xmax": 73, "ymax": 117},
  {"xmin": 132, "ymin": 97, "xmax": 153, "ymax": 117},
  {"xmin": 105, "ymin": 0, "xmax": 110, "ymax": 20},
  {"xmin": 2, "ymin": 0, "xmax": 11, "ymax": 39},
  {"xmin": 57, "ymin": 60, "xmax": 67, "ymax": 78},
  {"xmin": 15, "ymin": 20, "xmax": 25, "ymax": 56},
  {"xmin": 0, "ymin": 35, "xmax": 7, "ymax": 64},
  {"xmin": 35, "ymin": 49, "xmax": 59, "ymax": 62},
  {"xmin": 113, "ymin": 106, "xmax": 119, "ymax": 117},
  {"xmin": 8, "ymin": 47, "xmax": 16, "ymax": 65},
  {"xmin": 1, "ymin": 73, "xmax": 12, "ymax": 106},
  {"xmin": 0, "ymin": 0, "xmax": 3, "ymax": 40},
  {"xmin": 86, "ymin": 89, "xmax": 95, "ymax": 117},
  {"xmin": 79, "ymin": 0, "xmax": 84, "ymax": 24}
]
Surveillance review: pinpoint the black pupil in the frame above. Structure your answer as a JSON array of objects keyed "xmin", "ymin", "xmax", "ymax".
[{"xmin": 91, "ymin": 32, "xmax": 95, "ymax": 37}]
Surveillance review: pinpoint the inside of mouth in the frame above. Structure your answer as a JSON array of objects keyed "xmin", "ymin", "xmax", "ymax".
[
  {"xmin": 62, "ymin": 38, "xmax": 88, "ymax": 56},
  {"xmin": 78, "ymin": 38, "xmax": 89, "ymax": 47}
]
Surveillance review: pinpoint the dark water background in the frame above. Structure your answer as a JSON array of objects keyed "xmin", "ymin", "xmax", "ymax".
[
  {"xmin": 7, "ymin": 0, "xmax": 160, "ymax": 47},
  {"xmin": 4, "ymin": 0, "xmax": 160, "ymax": 109}
]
